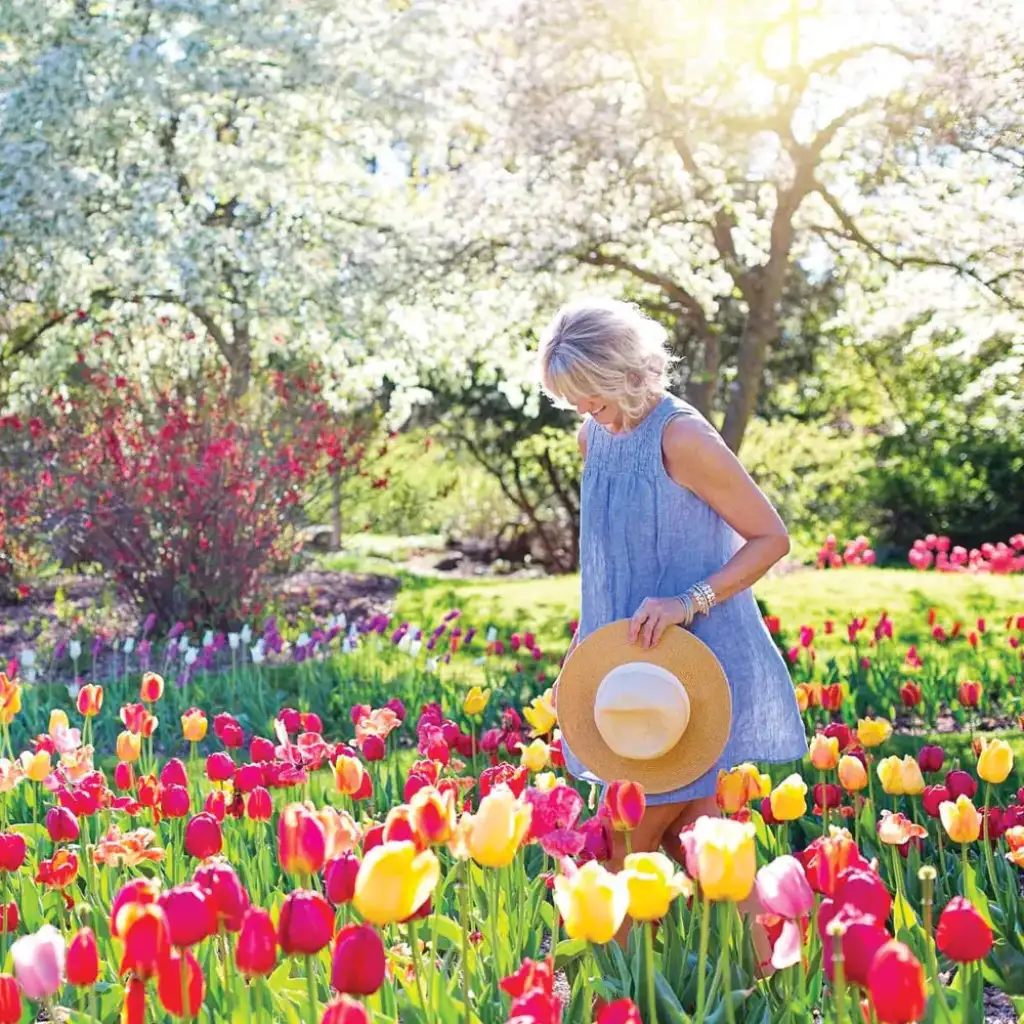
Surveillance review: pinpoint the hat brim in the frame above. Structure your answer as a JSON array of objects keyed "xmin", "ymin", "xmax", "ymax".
[{"xmin": 556, "ymin": 620, "xmax": 732, "ymax": 795}]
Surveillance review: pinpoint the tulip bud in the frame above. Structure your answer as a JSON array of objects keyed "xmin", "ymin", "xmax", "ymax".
[
  {"xmin": 334, "ymin": 755, "xmax": 365, "ymax": 796},
  {"xmin": 181, "ymin": 708, "xmax": 208, "ymax": 743},
  {"xmin": 156, "ymin": 948, "xmax": 204, "ymax": 1018},
  {"xmin": 45, "ymin": 805, "xmax": 80, "ymax": 843},
  {"xmin": 246, "ymin": 787, "xmax": 272, "ymax": 821},
  {"xmin": 115, "ymin": 903, "xmax": 168, "ymax": 979},
  {"xmin": 916, "ymin": 745, "xmax": 944, "ymax": 774},
  {"xmin": 236, "ymin": 907, "xmax": 278, "ymax": 977},
  {"xmin": 0, "ymin": 903, "xmax": 17, "ymax": 934},
  {"xmin": 0, "ymin": 834, "xmax": 26, "ymax": 872},
  {"xmin": 159, "ymin": 884, "xmax": 217, "ymax": 948},
  {"xmin": 159, "ymin": 758, "xmax": 189, "ymax": 789},
  {"xmin": 957, "ymin": 680, "xmax": 982, "ymax": 708},
  {"xmin": 277, "ymin": 890, "xmax": 334, "ymax": 955},
  {"xmin": 867, "ymin": 940, "xmax": 926, "ymax": 1024},
  {"xmin": 322, "ymin": 996, "xmax": 370, "ymax": 1024},
  {"xmin": 936, "ymin": 896, "xmax": 994, "ymax": 963},
  {"xmin": 65, "ymin": 927, "xmax": 99, "ymax": 987},
  {"xmin": 603, "ymin": 781, "xmax": 645, "ymax": 832},
  {"xmin": 838, "ymin": 755, "xmax": 868, "ymax": 792},
  {"xmin": 278, "ymin": 803, "xmax": 327, "ymax": 875},
  {"xmin": 140, "ymin": 671, "xmax": 164, "ymax": 703},
  {"xmin": 114, "ymin": 761, "xmax": 135, "ymax": 791},
  {"xmin": 76, "ymin": 684, "xmax": 104, "ymax": 718},
  {"xmin": 116, "ymin": 730, "xmax": 142, "ymax": 763},
  {"xmin": 833, "ymin": 867, "xmax": 892, "ymax": 923},
  {"xmin": 945, "ymin": 770, "xmax": 977, "ymax": 800},
  {"xmin": 194, "ymin": 862, "xmax": 249, "ymax": 932},
  {"xmin": 978, "ymin": 738, "xmax": 1014, "ymax": 784},
  {"xmin": 0, "ymin": 974, "xmax": 20, "ymax": 1024},
  {"xmin": 324, "ymin": 853, "xmax": 360, "ymax": 906},
  {"xmin": 809, "ymin": 735, "xmax": 840, "ymax": 771},
  {"xmin": 250, "ymin": 736, "xmax": 275, "ymax": 762},
  {"xmin": 160, "ymin": 785, "xmax": 190, "ymax": 819},
  {"xmin": 940, "ymin": 795, "xmax": 982, "ymax": 844},
  {"xmin": 331, "ymin": 923, "xmax": 386, "ymax": 995},
  {"xmin": 205, "ymin": 752, "xmax": 235, "ymax": 783}
]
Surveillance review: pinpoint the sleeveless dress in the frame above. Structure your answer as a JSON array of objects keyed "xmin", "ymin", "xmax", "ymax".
[{"xmin": 561, "ymin": 394, "xmax": 809, "ymax": 804}]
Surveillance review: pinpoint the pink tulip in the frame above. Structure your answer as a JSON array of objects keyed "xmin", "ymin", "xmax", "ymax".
[
  {"xmin": 12, "ymin": 925, "xmax": 65, "ymax": 1000},
  {"xmin": 755, "ymin": 855, "xmax": 815, "ymax": 969}
]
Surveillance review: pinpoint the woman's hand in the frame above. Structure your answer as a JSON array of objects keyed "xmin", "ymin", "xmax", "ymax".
[{"xmin": 629, "ymin": 597, "xmax": 687, "ymax": 649}]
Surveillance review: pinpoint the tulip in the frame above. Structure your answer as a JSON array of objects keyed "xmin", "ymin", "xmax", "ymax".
[
  {"xmin": 45, "ymin": 806, "xmax": 80, "ymax": 843},
  {"xmin": 236, "ymin": 908, "xmax": 278, "ymax": 977},
  {"xmin": 856, "ymin": 718, "xmax": 892, "ymax": 748},
  {"xmin": 755, "ymin": 854, "xmax": 815, "ymax": 969},
  {"xmin": 899, "ymin": 680, "xmax": 922, "ymax": 707},
  {"xmin": 116, "ymin": 902, "xmax": 169, "ymax": 979},
  {"xmin": 523, "ymin": 689, "xmax": 556, "ymax": 736},
  {"xmin": 463, "ymin": 686, "xmax": 489, "ymax": 716},
  {"xmin": 621, "ymin": 852, "xmax": 692, "ymax": 921},
  {"xmin": 520, "ymin": 738, "xmax": 550, "ymax": 773},
  {"xmin": 160, "ymin": 884, "xmax": 217, "ymax": 948},
  {"xmin": 0, "ymin": 975, "xmax": 20, "ymax": 1024},
  {"xmin": 331, "ymin": 923, "xmax": 386, "ymax": 995},
  {"xmin": 76, "ymin": 684, "xmax": 103, "ymax": 717},
  {"xmin": 463, "ymin": 786, "xmax": 532, "ymax": 868},
  {"xmin": 246, "ymin": 787, "xmax": 272, "ymax": 821},
  {"xmin": 877, "ymin": 755, "xmax": 925, "ymax": 796},
  {"xmin": 409, "ymin": 786, "xmax": 457, "ymax": 847},
  {"xmin": 833, "ymin": 867, "xmax": 892, "ymax": 922},
  {"xmin": 946, "ymin": 769, "xmax": 977, "ymax": 800},
  {"xmin": 161, "ymin": 785, "xmax": 190, "ymax": 819},
  {"xmin": 0, "ymin": 903, "xmax": 15, "ymax": 934},
  {"xmin": 838, "ymin": 755, "xmax": 868, "ymax": 792},
  {"xmin": 194, "ymin": 862, "xmax": 249, "ymax": 932},
  {"xmin": 382, "ymin": 807, "xmax": 420, "ymax": 849},
  {"xmin": 822, "ymin": 905, "xmax": 890, "ymax": 987},
  {"xmin": 278, "ymin": 889, "xmax": 335, "ymax": 955},
  {"xmin": 877, "ymin": 811, "xmax": 927, "ymax": 846},
  {"xmin": 809, "ymin": 735, "xmax": 840, "ymax": 771},
  {"xmin": 123, "ymin": 976, "xmax": 145, "ymax": 1024},
  {"xmin": 140, "ymin": 671, "xmax": 165, "ymax": 702},
  {"xmin": 205, "ymin": 752, "xmax": 235, "ymax": 783},
  {"xmin": 940, "ymin": 795, "xmax": 982, "ymax": 843},
  {"xmin": 922, "ymin": 784, "xmax": 950, "ymax": 819},
  {"xmin": 183, "ymin": 813, "xmax": 223, "ymax": 860},
  {"xmin": 0, "ymin": 834, "xmax": 26, "ymax": 872},
  {"xmin": 769, "ymin": 774, "xmax": 807, "ymax": 822},
  {"xmin": 334, "ymin": 755, "xmax": 365, "ymax": 796},
  {"xmin": 353, "ymin": 841, "xmax": 440, "ymax": 926},
  {"xmin": 12, "ymin": 925, "xmax": 66, "ymax": 1000},
  {"xmin": 603, "ymin": 780, "xmax": 646, "ymax": 832},
  {"xmin": 936, "ymin": 896, "xmax": 993, "ymax": 962},
  {"xmin": 958, "ymin": 680, "xmax": 982, "ymax": 707},
  {"xmin": 116, "ymin": 730, "xmax": 142, "ymax": 763},
  {"xmin": 554, "ymin": 860, "xmax": 630, "ymax": 943},
  {"xmin": 324, "ymin": 853, "xmax": 360, "ymax": 905},
  {"xmin": 278, "ymin": 803, "xmax": 327, "ymax": 875},
  {"xmin": 65, "ymin": 927, "xmax": 99, "ymax": 987},
  {"xmin": 867, "ymin": 940, "xmax": 926, "ymax": 1024},
  {"xmin": 157, "ymin": 948, "xmax": 205, "ymax": 1018},
  {"xmin": 181, "ymin": 709, "xmax": 208, "ymax": 743},
  {"xmin": 361, "ymin": 734, "xmax": 386, "ymax": 762},
  {"xmin": 322, "ymin": 996, "xmax": 370, "ymax": 1024},
  {"xmin": 715, "ymin": 764, "xmax": 768, "ymax": 814},
  {"xmin": 917, "ymin": 744, "xmax": 944, "ymax": 774},
  {"xmin": 22, "ymin": 750, "xmax": 51, "ymax": 783},
  {"xmin": 978, "ymin": 738, "xmax": 1013, "ymax": 784},
  {"xmin": 681, "ymin": 816, "xmax": 757, "ymax": 902},
  {"xmin": 114, "ymin": 761, "xmax": 135, "ymax": 791}
]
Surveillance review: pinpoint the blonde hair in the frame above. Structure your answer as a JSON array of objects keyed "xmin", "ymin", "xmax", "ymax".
[{"xmin": 538, "ymin": 298, "xmax": 674, "ymax": 423}]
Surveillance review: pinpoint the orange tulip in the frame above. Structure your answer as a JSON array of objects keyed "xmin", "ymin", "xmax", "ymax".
[
  {"xmin": 181, "ymin": 709, "xmax": 208, "ymax": 743},
  {"xmin": 957, "ymin": 680, "xmax": 982, "ymax": 708},
  {"xmin": 116, "ymin": 731, "xmax": 142, "ymax": 763},
  {"xmin": 139, "ymin": 672, "xmax": 164, "ymax": 703},
  {"xmin": 277, "ymin": 803, "xmax": 327, "ymax": 875},
  {"xmin": 334, "ymin": 755, "xmax": 365, "ymax": 796},
  {"xmin": 809, "ymin": 735, "xmax": 840, "ymax": 771},
  {"xmin": 409, "ymin": 786, "xmax": 457, "ymax": 846},
  {"xmin": 76, "ymin": 685, "xmax": 104, "ymax": 718}
]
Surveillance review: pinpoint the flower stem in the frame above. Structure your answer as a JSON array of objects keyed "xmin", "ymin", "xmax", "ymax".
[
  {"xmin": 644, "ymin": 921, "xmax": 658, "ymax": 1024},
  {"xmin": 305, "ymin": 955, "xmax": 318, "ymax": 1023},
  {"xmin": 695, "ymin": 892, "xmax": 711, "ymax": 1022},
  {"xmin": 721, "ymin": 903, "xmax": 736, "ymax": 1024},
  {"xmin": 459, "ymin": 861, "xmax": 472, "ymax": 1024},
  {"xmin": 408, "ymin": 921, "xmax": 430, "ymax": 1017}
]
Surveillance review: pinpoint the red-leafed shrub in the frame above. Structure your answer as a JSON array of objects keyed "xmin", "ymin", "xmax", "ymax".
[{"xmin": 0, "ymin": 361, "xmax": 373, "ymax": 625}]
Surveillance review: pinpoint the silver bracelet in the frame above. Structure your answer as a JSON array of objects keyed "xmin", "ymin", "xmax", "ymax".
[
  {"xmin": 678, "ymin": 581, "xmax": 716, "ymax": 622},
  {"xmin": 675, "ymin": 592, "xmax": 694, "ymax": 627}
]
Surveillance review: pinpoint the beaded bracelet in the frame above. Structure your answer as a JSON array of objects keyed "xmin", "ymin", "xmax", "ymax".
[{"xmin": 676, "ymin": 580, "xmax": 717, "ymax": 626}]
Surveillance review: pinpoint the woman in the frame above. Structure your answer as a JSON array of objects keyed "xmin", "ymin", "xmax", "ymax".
[{"xmin": 541, "ymin": 297, "xmax": 807, "ymax": 934}]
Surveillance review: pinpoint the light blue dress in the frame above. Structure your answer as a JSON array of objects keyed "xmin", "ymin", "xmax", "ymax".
[{"xmin": 562, "ymin": 394, "xmax": 808, "ymax": 804}]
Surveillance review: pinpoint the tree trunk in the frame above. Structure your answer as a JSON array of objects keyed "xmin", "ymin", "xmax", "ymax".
[
  {"xmin": 331, "ymin": 467, "xmax": 343, "ymax": 551},
  {"xmin": 228, "ymin": 330, "xmax": 251, "ymax": 399},
  {"xmin": 682, "ymin": 325, "xmax": 720, "ymax": 419},
  {"xmin": 720, "ymin": 298, "xmax": 775, "ymax": 452}
]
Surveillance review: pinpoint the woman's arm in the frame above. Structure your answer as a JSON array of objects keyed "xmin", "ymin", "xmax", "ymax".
[{"xmin": 630, "ymin": 414, "xmax": 789, "ymax": 648}]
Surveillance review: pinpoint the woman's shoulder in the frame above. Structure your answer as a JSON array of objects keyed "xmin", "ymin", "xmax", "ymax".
[{"xmin": 662, "ymin": 401, "xmax": 723, "ymax": 454}]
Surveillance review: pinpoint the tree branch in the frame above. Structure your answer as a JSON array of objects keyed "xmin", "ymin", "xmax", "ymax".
[{"xmin": 805, "ymin": 43, "xmax": 928, "ymax": 77}]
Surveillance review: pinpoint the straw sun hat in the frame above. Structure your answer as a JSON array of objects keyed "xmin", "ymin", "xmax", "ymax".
[{"xmin": 556, "ymin": 619, "xmax": 733, "ymax": 794}]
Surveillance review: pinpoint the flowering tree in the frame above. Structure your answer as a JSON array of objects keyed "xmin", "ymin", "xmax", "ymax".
[{"xmin": 0, "ymin": 361, "xmax": 375, "ymax": 625}]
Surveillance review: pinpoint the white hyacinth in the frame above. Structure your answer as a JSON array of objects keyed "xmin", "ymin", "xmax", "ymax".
[
  {"xmin": 397, "ymin": 632, "xmax": 412, "ymax": 653},
  {"xmin": 124, "ymin": 637, "xmax": 135, "ymax": 655},
  {"xmin": 184, "ymin": 647, "xmax": 198, "ymax": 666},
  {"xmin": 297, "ymin": 633, "xmax": 310, "ymax": 648},
  {"xmin": 178, "ymin": 636, "xmax": 189, "ymax": 652},
  {"xmin": 486, "ymin": 626, "xmax": 498, "ymax": 643}
]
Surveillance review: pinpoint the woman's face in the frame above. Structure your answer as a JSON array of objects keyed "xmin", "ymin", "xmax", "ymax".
[{"xmin": 571, "ymin": 395, "xmax": 624, "ymax": 430}]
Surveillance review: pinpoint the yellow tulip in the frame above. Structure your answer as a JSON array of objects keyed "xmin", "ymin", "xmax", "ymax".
[
  {"xmin": 181, "ymin": 709, "xmax": 208, "ymax": 743},
  {"xmin": 463, "ymin": 687, "xmax": 490, "ymax": 717},
  {"xmin": 523, "ymin": 690, "xmax": 557, "ymax": 736},
  {"xmin": 0, "ymin": 682, "xmax": 22, "ymax": 725},
  {"xmin": 554, "ymin": 860, "xmax": 630, "ymax": 943},
  {"xmin": 520, "ymin": 739, "xmax": 550, "ymax": 774},
  {"xmin": 793, "ymin": 685, "xmax": 809, "ymax": 713},
  {"xmin": 940, "ymin": 795, "xmax": 982, "ymax": 844},
  {"xmin": 856, "ymin": 718, "xmax": 892, "ymax": 748},
  {"xmin": 48, "ymin": 710, "xmax": 69, "ymax": 735},
  {"xmin": 116, "ymin": 730, "xmax": 142, "ymax": 763},
  {"xmin": 21, "ymin": 750, "xmax": 51, "ymax": 783},
  {"xmin": 978, "ymin": 738, "xmax": 1013, "ymax": 784},
  {"xmin": 769, "ymin": 773, "xmax": 808, "ymax": 822},
  {"xmin": 465, "ymin": 785, "xmax": 532, "ymax": 868},
  {"xmin": 809, "ymin": 735, "xmax": 840, "ymax": 771},
  {"xmin": 533, "ymin": 772, "xmax": 561, "ymax": 792},
  {"xmin": 621, "ymin": 852, "xmax": 693, "ymax": 921},
  {"xmin": 687, "ymin": 816, "xmax": 757, "ymax": 902},
  {"xmin": 837, "ymin": 755, "xmax": 868, "ymax": 792},
  {"xmin": 898, "ymin": 755, "xmax": 925, "ymax": 796},
  {"xmin": 877, "ymin": 755, "xmax": 925, "ymax": 796},
  {"xmin": 353, "ymin": 840, "xmax": 440, "ymax": 925},
  {"xmin": 716, "ymin": 764, "xmax": 770, "ymax": 814}
]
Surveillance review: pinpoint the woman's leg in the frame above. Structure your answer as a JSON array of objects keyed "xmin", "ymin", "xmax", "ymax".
[{"xmin": 660, "ymin": 796, "xmax": 776, "ymax": 977}]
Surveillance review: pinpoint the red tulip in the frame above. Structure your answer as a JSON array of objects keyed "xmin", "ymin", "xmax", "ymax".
[
  {"xmin": 278, "ymin": 890, "xmax": 334, "ymax": 955},
  {"xmin": 157, "ymin": 948, "xmax": 205, "ymax": 1018},
  {"xmin": 823, "ymin": 722, "xmax": 852, "ymax": 751},
  {"xmin": 159, "ymin": 758, "xmax": 189, "ymax": 789},
  {"xmin": 957, "ymin": 680, "xmax": 982, "ymax": 708},
  {"xmin": 205, "ymin": 752, "xmax": 235, "ymax": 783},
  {"xmin": 250, "ymin": 736, "xmax": 276, "ymax": 762},
  {"xmin": 203, "ymin": 790, "xmax": 227, "ymax": 821},
  {"xmin": 822, "ymin": 905, "xmax": 890, "ymax": 987},
  {"xmin": 868, "ymin": 940, "xmax": 926, "ymax": 1024},
  {"xmin": 117, "ymin": 902, "xmax": 170, "ymax": 979},
  {"xmin": 246, "ymin": 787, "xmax": 272, "ymax": 821},
  {"xmin": 123, "ymin": 976, "xmax": 145, "ymax": 1024},
  {"xmin": 140, "ymin": 671, "xmax": 165, "ymax": 703},
  {"xmin": 278, "ymin": 803, "xmax": 327, "ymax": 875},
  {"xmin": 603, "ymin": 781, "xmax": 645, "ymax": 832},
  {"xmin": 111, "ymin": 878, "xmax": 162, "ymax": 936},
  {"xmin": 597, "ymin": 999, "xmax": 643, "ymax": 1024},
  {"xmin": 352, "ymin": 769, "xmax": 373, "ymax": 802},
  {"xmin": 946, "ymin": 770, "xmax": 977, "ymax": 800},
  {"xmin": 184, "ymin": 813, "xmax": 223, "ymax": 860},
  {"xmin": 324, "ymin": 854, "xmax": 360, "ymax": 906},
  {"xmin": 361, "ymin": 734, "xmax": 386, "ymax": 762},
  {"xmin": 922, "ymin": 784, "xmax": 950, "ymax": 819},
  {"xmin": 0, "ymin": 974, "xmax": 21, "ymax": 1024},
  {"xmin": 159, "ymin": 884, "xmax": 217, "ymax": 948},
  {"xmin": 234, "ymin": 763, "xmax": 265, "ymax": 793},
  {"xmin": 362, "ymin": 823, "xmax": 385, "ymax": 853},
  {"xmin": 302, "ymin": 712, "xmax": 323, "ymax": 733},
  {"xmin": 0, "ymin": 903, "xmax": 16, "ymax": 934},
  {"xmin": 899, "ymin": 681, "xmax": 922, "ymax": 708},
  {"xmin": 0, "ymin": 834, "xmax": 26, "ymax": 872},
  {"xmin": 820, "ymin": 684, "xmax": 843, "ymax": 711},
  {"xmin": 236, "ymin": 908, "xmax": 278, "ymax": 977},
  {"xmin": 45, "ymin": 805, "xmax": 80, "ymax": 843},
  {"xmin": 193, "ymin": 862, "xmax": 249, "ymax": 932},
  {"xmin": 66, "ymin": 927, "xmax": 100, "ymax": 986},
  {"xmin": 936, "ymin": 897, "xmax": 994, "ymax": 963},
  {"xmin": 813, "ymin": 783, "xmax": 842, "ymax": 810},
  {"xmin": 384, "ymin": 698, "xmax": 406, "ymax": 722},
  {"xmin": 160, "ymin": 785, "xmax": 191, "ymax": 819},
  {"xmin": 114, "ymin": 761, "xmax": 136, "ymax": 791},
  {"xmin": 833, "ymin": 868, "xmax": 892, "ymax": 924},
  {"xmin": 322, "ymin": 996, "xmax": 369, "ymax": 1024},
  {"xmin": 331, "ymin": 923, "xmax": 385, "ymax": 994},
  {"xmin": 917, "ymin": 745, "xmax": 945, "ymax": 774}
]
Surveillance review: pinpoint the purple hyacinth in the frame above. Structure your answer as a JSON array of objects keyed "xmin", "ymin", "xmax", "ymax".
[
  {"xmin": 168, "ymin": 622, "xmax": 185, "ymax": 641},
  {"xmin": 142, "ymin": 613, "xmax": 157, "ymax": 636},
  {"xmin": 426, "ymin": 636, "xmax": 437, "ymax": 651},
  {"xmin": 90, "ymin": 636, "xmax": 104, "ymax": 658},
  {"xmin": 138, "ymin": 640, "xmax": 152, "ymax": 670},
  {"xmin": 54, "ymin": 641, "xmax": 67, "ymax": 662},
  {"xmin": 443, "ymin": 609, "xmax": 461, "ymax": 623},
  {"xmin": 464, "ymin": 628, "xmax": 477, "ymax": 644}
]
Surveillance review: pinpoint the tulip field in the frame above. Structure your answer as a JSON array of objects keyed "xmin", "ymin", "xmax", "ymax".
[{"xmin": 0, "ymin": 598, "xmax": 1020, "ymax": 1024}]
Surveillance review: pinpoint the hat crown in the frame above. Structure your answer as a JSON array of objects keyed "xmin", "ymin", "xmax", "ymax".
[{"xmin": 593, "ymin": 662, "xmax": 690, "ymax": 760}]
